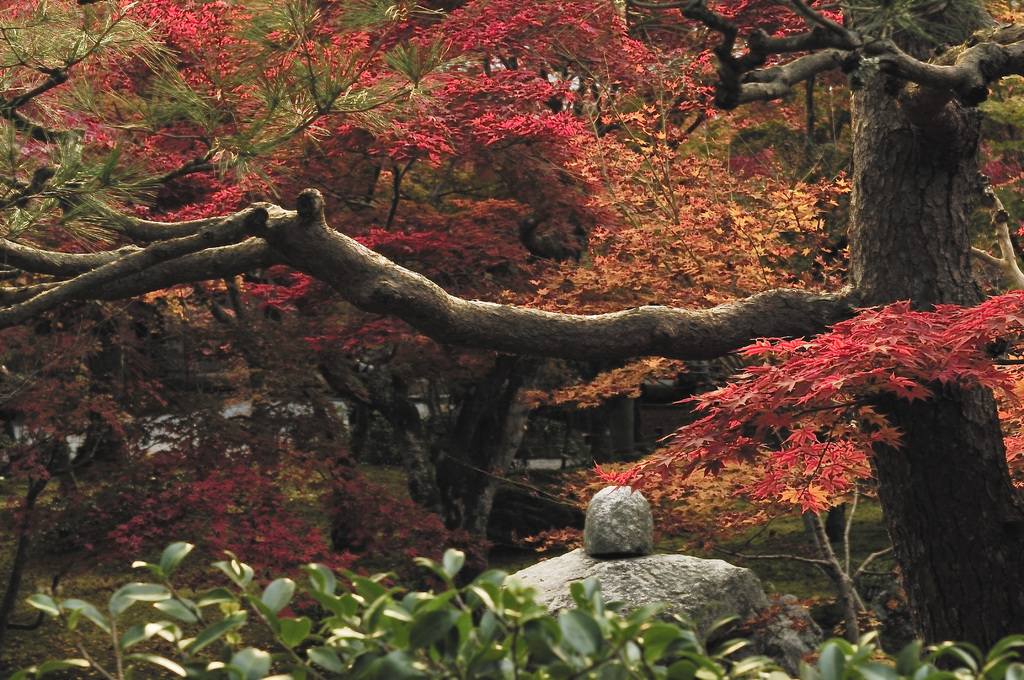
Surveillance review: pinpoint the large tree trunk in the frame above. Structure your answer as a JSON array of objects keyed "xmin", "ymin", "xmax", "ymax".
[
  {"xmin": 850, "ymin": 62, "xmax": 1024, "ymax": 645},
  {"xmin": 873, "ymin": 387, "xmax": 1024, "ymax": 647}
]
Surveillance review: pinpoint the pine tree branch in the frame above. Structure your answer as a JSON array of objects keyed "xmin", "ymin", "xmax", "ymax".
[
  {"xmin": 106, "ymin": 212, "xmax": 227, "ymax": 241},
  {"xmin": 0, "ymin": 167, "xmax": 55, "ymax": 211},
  {"xmin": 629, "ymin": 1, "xmax": 1024, "ymax": 110},
  {"xmin": 0, "ymin": 237, "xmax": 139, "ymax": 276},
  {"xmin": 0, "ymin": 190, "xmax": 856, "ymax": 361},
  {"xmin": 0, "ymin": 208, "xmax": 269, "ymax": 327},
  {"xmin": 0, "ymin": 59, "xmax": 81, "ymax": 144},
  {"xmin": 155, "ymin": 155, "xmax": 216, "ymax": 185},
  {"xmin": 734, "ymin": 50, "xmax": 848, "ymax": 106},
  {"xmin": 248, "ymin": 190, "xmax": 857, "ymax": 360}
]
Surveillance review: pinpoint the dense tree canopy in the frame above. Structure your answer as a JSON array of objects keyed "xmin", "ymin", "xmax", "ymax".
[{"xmin": 4, "ymin": 0, "xmax": 1024, "ymax": 655}]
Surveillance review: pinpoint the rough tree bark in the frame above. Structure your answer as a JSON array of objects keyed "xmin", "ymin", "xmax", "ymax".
[{"xmin": 851, "ymin": 65, "xmax": 1024, "ymax": 646}]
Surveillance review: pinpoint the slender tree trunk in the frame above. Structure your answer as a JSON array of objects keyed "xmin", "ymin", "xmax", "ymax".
[
  {"xmin": 435, "ymin": 356, "xmax": 538, "ymax": 536},
  {"xmin": 319, "ymin": 361, "xmax": 443, "ymax": 514},
  {"xmin": 850, "ymin": 60, "xmax": 1024, "ymax": 645},
  {"xmin": 0, "ymin": 477, "xmax": 47, "ymax": 659},
  {"xmin": 802, "ymin": 512, "xmax": 861, "ymax": 643}
]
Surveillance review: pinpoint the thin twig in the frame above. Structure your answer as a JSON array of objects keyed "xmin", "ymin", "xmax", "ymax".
[{"xmin": 713, "ymin": 546, "xmax": 832, "ymax": 567}]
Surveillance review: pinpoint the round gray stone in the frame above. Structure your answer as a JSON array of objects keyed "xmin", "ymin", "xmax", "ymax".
[{"xmin": 583, "ymin": 486, "xmax": 653, "ymax": 557}]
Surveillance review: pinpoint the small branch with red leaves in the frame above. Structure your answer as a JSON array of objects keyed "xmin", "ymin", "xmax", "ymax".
[{"xmin": 605, "ymin": 292, "xmax": 1024, "ymax": 508}]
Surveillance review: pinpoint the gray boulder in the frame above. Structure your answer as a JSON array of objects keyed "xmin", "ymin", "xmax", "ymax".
[
  {"xmin": 583, "ymin": 486, "xmax": 653, "ymax": 557},
  {"xmin": 514, "ymin": 549, "xmax": 767, "ymax": 635},
  {"xmin": 511, "ymin": 549, "xmax": 820, "ymax": 674}
]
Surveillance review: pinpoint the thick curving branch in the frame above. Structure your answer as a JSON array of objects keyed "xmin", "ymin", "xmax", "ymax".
[
  {"xmin": 730, "ymin": 30, "xmax": 1024, "ymax": 110},
  {"xmin": 107, "ymin": 212, "xmax": 223, "ymax": 241},
  {"xmin": 250, "ymin": 190, "xmax": 857, "ymax": 361},
  {"xmin": 735, "ymin": 50, "xmax": 847, "ymax": 106},
  {"xmin": 0, "ymin": 241, "xmax": 278, "ymax": 305},
  {"xmin": 866, "ymin": 32, "xmax": 1024, "ymax": 106},
  {"xmin": 83, "ymin": 240, "xmax": 278, "ymax": 302},
  {"xmin": 0, "ymin": 238, "xmax": 140, "ymax": 276},
  {"xmin": 0, "ymin": 190, "xmax": 856, "ymax": 361}
]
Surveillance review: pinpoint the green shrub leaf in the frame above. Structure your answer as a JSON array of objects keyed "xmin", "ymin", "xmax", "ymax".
[
  {"xmin": 898, "ymin": 641, "xmax": 925, "ymax": 676},
  {"xmin": 987, "ymin": 637, "xmax": 1024, "ymax": 663},
  {"xmin": 1006, "ymin": 663, "xmax": 1024, "ymax": 680},
  {"xmin": 153, "ymin": 598, "xmax": 199, "ymax": 623},
  {"xmin": 523, "ymin": 618, "xmax": 561, "ymax": 664},
  {"xmin": 858, "ymin": 662, "xmax": 900, "ymax": 680},
  {"xmin": 196, "ymin": 587, "xmax": 237, "ymax": 607},
  {"xmin": 409, "ymin": 609, "xmax": 461, "ymax": 650},
  {"xmin": 441, "ymin": 549, "xmax": 465, "ymax": 579},
  {"xmin": 213, "ymin": 558, "xmax": 255, "ymax": 589},
  {"xmin": 158, "ymin": 542, "xmax": 194, "ymax": 576},
  {"xmin": 184, "ymin": 611, "xmax": 248, "ymax": 656},
  {"xmin": 228, "ymin": 648, "xmax": 271, "ymax": 680},
  {"xmin": 26, "ymin": 594, "xmax": 60, "ymax": 617},
  {"xmin": 304, "ymin": 563, "xmax": 336, "ymax": 595},
  {"xmin": 61, "ymin": 599, "xmax": 111, "ymax": 634},
  {"xmin": 348, "ymin": 574, "xmax": 390, "ymax": 604},
  {"xmin": 560, "ymin": 609, "xmax": 603, "ymax": 657},
  {"xmin": 466, "ymin": 584, "xmax": 497, "ymax": 612},
  {"xmin": 667, "ymin": 659, "xmax": 698, "ymax": 680},
  {"xmin": 377, "ymin": 650, "xmax": 430, "ymax": 679},
  {"xmin": 119, "ymin": 621, "xmax": 180, "ymax": 650},
  {"xmin": 34, "ymin": 659, "xmax": 91, "ymax": 676},
  {"xmin": 123, "ymin": 653, "xmax": 187, "ymax": 677},
  {"xmin": 261, "ymin": 578, "xmax": 296, "ymax": 614},
  {"xmin": 927, "ymin": 644, "xmax": 980, "ymax": 674},
  {"xmin": 108, "ymin": 583, "xmax": 172, "ymax": 617},
  {"xmin": 818, "ymin": 641, "xmax": 846, "ymax": 680},
  {"xmin": 279, "ymin": 616, "xmax": 313, "ymax": 648},
  {"xmin": 641, "ymin": 622, "xmax": 684, "ymax": 662},
  {"xmin": 307, "ymin": 646, "xmax": 345, "ymax": 673}
]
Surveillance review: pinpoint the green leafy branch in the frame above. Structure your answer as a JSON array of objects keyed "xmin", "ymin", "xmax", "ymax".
[{"xmin": 10, "ymin": 542, "xmax": 1024, "ymax": 680}]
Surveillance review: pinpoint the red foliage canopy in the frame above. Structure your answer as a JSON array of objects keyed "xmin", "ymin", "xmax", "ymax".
[{"xmin": 605, "ymin": 292, "xmax": 1024, "ymax": 510}]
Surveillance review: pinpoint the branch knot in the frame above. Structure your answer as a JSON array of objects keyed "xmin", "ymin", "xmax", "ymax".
[
  {"xmin": 297, "ymin": 189, "xmax": 326, "ymax": 223},
  {"xmin": 245, "ymin": 206, "xmax": 270, "ymax": 234}
]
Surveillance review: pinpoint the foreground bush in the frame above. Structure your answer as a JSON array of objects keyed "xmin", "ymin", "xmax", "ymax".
[{"xmin": 9, "ymin": 544, "xmax": 1024, "ymax": 680}]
